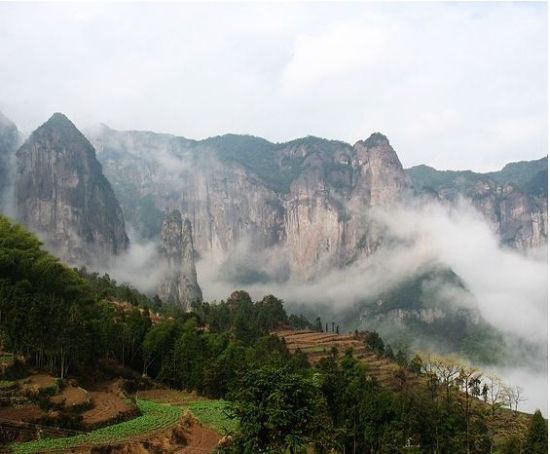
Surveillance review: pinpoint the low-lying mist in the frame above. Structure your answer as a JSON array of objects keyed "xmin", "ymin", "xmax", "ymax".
[
  {"xmin": 103, "ymin": 228, "xmax": 168, "ymax": 294},
  {"xmin": 195, "ymin": 198, "xmax": 547, "ymax": 413}
]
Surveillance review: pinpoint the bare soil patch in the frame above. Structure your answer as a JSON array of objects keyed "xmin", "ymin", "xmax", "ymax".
[
  {"xmin": 50, "ymin": 385, "xmax": 90, "ymax": 408},
  {"xmin": 81, "ymin": 391, "xmax": 137, "ymax": 429},
  {"xmin": 0, "ymin": 403, "xmax": 42, "ymax": 422}
]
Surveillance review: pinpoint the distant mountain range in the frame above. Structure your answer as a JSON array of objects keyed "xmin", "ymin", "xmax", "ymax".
[{"xmin": 0, "ymin": 111, "xmax": 546, "ymax": 360}]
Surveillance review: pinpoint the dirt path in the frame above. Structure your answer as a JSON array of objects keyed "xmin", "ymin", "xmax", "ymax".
[{"xmin": 176, "ymin": 421, "xmax": 220, "ymax": 454}]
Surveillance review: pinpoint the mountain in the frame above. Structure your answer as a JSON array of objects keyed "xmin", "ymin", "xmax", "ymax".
[
  {"xmin": 89, "ymin": 127, "xmax": 409, "ymax": 279},
  {"xmin": 0, "ymin": 111, "xmax": 21, "ymax": 214},
  {"xmin": 158, "ymin": 210, "xmax": 202, "ymax": 309},
  {"xmin": 89, "ymin": 126, "xmax": 547, "ymax": 275},
  {"xmin": 13, "ymin": 113, "xmax": 130, "ymax": 267},
  {"xmin": 406, "ymin": 158, "xmax": 548, "ymax": 249}
]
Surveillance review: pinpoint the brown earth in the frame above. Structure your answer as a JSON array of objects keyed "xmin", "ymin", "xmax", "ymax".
[
  {"xmin": 275, "ymin": 329, "xmax": 421, "ymax": 389},
  {"xmin": 81, "ymin": 391, "xmax": 137, "ymax": 429},
  {"xmin": 65, "ymin": 412, "xmax": 220, "ymax": 454},
  {"xmin": 136, "ymin": 389, "xmax": 206, "ymax": 406},
  {"xmin": 50, "ymin": 385, "xmax": 90, "ymax": 408},
  {"xmin": 0, "ymin": 403, "xmax": 42, "ymax": 422},
  {"xmin": 175, "ymin": 422, "xmax": 219, "ymax": 454},
  {"xmin": 18, "ymin": 373, "xmax": 57, "ymax": 393}
]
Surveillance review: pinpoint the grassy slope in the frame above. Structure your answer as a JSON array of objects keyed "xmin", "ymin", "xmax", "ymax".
[{"xmin": 187, "ymin": 400, "xmax": 237, "ymax": 435}]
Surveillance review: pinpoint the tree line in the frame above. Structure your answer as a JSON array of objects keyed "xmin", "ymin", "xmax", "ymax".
[{"xmin": 0, "ymin": 215, "xmax": 546, "ymax": 453}]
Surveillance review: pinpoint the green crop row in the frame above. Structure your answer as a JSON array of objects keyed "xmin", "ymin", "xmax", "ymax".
[
  {"xmin": 187, "ymin": 399, "xmax": 238, "ymax": 435},
  {"xmin": 11, "ymin": 399, "xmax": 182, "ymax": 454}
]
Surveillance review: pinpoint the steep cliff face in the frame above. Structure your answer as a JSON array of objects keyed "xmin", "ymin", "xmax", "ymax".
[
  {"xmin": 158, "ymin": 210, "xmax": 202, "ymax": 309},
  {"xmin": 88, "ymin": 125, "xmax": 547, "ymax": 284},
  {"xmin": 407, "ymin": 159, "xmax": 548, "ymax": 250},
  {"xmin": 15, "ymin": 113, "xmax": 129, "ymax": 267},
  {"xmin": 0, "ymin": 112, "xmax": 21, "ymax": 214},
  {"xmin": 89, "ymin": 129, "xmax": 409, "ymax": 278}
]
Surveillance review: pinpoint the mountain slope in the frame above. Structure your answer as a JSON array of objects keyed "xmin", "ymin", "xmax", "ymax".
[
  {"xmin": 406, "ymin": 158, "xmax": 548, "ymax": 249},
  {"xmin": 89, "ymin": 127, "xmax": 409, "ymax": 278},
  {"xmin": 14, "ymin": 113, "xmax": 129, "ymax": 267}
]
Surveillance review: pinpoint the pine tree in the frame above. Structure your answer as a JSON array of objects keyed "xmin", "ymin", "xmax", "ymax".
[{"xmin": 523, "ymin": 409, "xmax": 548, "ymax": 454}]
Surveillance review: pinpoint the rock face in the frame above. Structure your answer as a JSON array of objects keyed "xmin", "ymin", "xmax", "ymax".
[
  {"xmin": 0, "ymin": 112, "xmax": 21, "ymax": 214},
  {"xmin": 89, "ymin": 129, "xmax": 409, "ymax": 279},
  {"xmin": 14, "ymin": 113, "xmax": 129, "ymax": 267},
  {"xmin": 158, "ymin": 210, "xmax": 202, "ymax": 309},
  {"xmin": 406, "ymin": 160, "xmax": 548, "ymax": 250},
  {"xmin": 89, "ymin": 126, "xmax": 547, "ymax": 280}
]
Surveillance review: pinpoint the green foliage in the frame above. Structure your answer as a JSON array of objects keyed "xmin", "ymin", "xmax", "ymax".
[
  {"xmin": 0, "ymin": 221, "xmax": 537, "ymax": 453},
  {"xmin": 0, "ymin": 216, "xmax": 97, "ymax": 377},
  {"xmin": 366, "ymin": 331, "xmax": 385, "ymax": 356},
  {"xmin": 523, "ymin": 409, "xmax": 548, "ymax": 454},
  {"xmin": 11, "ymin": 399, "xmax": 181, "ymax": 454},
  {"xmin": 194, "ymin": 292, "xmax": 291, "ymax": 344},
  {"xmin": 407, "ymin": 156, "xmax": 547, "ymax": 197},
  {"xmin": 225, "ymin": 367, "xmax": 331, "ymax": 454},
  {"xmin": 79, "ymin": 268, "xmax": 162, "ymax": 311},
  {"xmin": 187, "ymin": 400, "xmax": 238, "ymax": 434}
]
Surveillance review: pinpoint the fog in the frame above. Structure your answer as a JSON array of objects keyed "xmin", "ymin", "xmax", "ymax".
[
  {"xmin": 102, "ymin": 229, "xmax": 167, "ymax": 294},
  {"xmin": 199, "ymin": 200, "xmax": 547, "ymax": 343},
  {"xmin": 196, "ymin": 199, "xmax": 548, "ymax": 413}
]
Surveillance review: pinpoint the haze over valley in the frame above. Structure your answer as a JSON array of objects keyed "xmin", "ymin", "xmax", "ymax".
[{"xmin": 0, "ymin": 3, "xmax": 547, "ymax": 452}]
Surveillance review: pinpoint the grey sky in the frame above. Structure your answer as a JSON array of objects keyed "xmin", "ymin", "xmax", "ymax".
[{"xmin": 0, "ymin": 2, "xmax": 546, "ymax": 171}]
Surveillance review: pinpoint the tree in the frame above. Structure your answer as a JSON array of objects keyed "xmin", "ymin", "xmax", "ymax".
[
  {"xmin": 408, "ymin": 354, "xmax": 423, "ymax": 374},
  {"xmin": 142, "ymin": 320, "xmax": 181, "ymax": 376},
  {"xmin": 0, "ymin": 216, "xmax": 97, "ymax": 378},
  {"xmin": 523, "ymin": 409, "xmax": 547, "ymax": 454},
  {"xmin": 173, "ymin": 319, "xmax": 206, "ymax": 390},
  {"xmin": 227, "ymin": 367, "xmax": 331, "ymax": 453},
  {"xmin": 365, "ymin": 331, "xmax": 385, "ymax": 357},
  {"xmin": 509, "ymin": 385, "xmax": 524, "ymax": 415},
  {"xmin": 384, "ymin": 344, "xmax": 395, "ymax": 360},
  {"xmin": 484, "ymin": 375, "xmax": 504, "ymax": 416},
  {"xmin": 396, "ymin": 349, "xmax": 408, "ymax": 367},
  {"xmin": 314, "ymin": 317, "xmax": 323, "ymax": 332}
]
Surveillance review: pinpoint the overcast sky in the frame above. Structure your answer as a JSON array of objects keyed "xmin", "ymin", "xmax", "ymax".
[{"xmin": 0, "ymin": 2, "xmax": 546, "ymax": 170}]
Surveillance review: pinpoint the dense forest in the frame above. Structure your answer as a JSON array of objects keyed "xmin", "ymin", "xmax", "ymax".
[{"xmin": 0, "ymin": 215, "xmax": 546, "ymax": 453}]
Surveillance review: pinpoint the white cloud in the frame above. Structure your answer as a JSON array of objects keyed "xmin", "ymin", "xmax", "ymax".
[
  {"xmin": 0, "ymin": 2, "xmax": 546, "ymax": 170},
  {"xmin": 281, "ymin": 23, "xmax": 386, "ymax": 91}
]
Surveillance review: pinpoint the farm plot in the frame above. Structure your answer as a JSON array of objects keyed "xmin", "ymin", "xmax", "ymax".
[
  {"xmin": 186, "ymin": 400, "xmax": 237, "ymax": 435},
  {"xmin": 275, "ymin": 329, "xmax": 410, "ymax": 388},
  {"xmin": 10, "ymin": 399, "xmax": 182, "ymax": 454}
]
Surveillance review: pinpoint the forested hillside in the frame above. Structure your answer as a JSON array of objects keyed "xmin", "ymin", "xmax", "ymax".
[{"xmin": 0, "ymin": 216, "xmax": 546, "ymax": 453}]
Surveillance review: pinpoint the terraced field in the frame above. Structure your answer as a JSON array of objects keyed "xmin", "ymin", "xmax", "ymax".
[
  {"xmin": 10, "ymin": 399, "xmax": 182, "ymax": 454},
  {"xmin": 275, "ymin": 329, "xmax": 420, "ymax": 388},
  {"xmin": 81, "ymin": 391, "xmax": 137, "ymax": 428}
]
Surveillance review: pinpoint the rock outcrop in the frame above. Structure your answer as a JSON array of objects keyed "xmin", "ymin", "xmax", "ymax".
[
  {"xmin": 90, "ymin": 129, "xmax": 409, "ymax": 279},
  {"xmin": 14, "ymin": 113, "xmax": 129, "ymax": 267},
  {"xmin": 0, "ymin": 112, "xmax": 21, "ymax": 214},
  {"xmin": 88, "ymin": 125, "xmax": 547, "ymax": 282},
  {"xmin": 407, "ymin": 160, "xmax": 548, "ymax": 250},
  {"xmin": 158, "ymin": 210, "xmax": 202, "ymax": 309}
]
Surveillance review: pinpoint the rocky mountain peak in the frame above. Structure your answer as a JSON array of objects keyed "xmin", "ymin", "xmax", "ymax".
[
  {"xmin": 361, "ymin": 132, "xmax": 390, "ymax": 148},
  {"xmin": 14, "ymin": 113, "xmax": 129, "ymax": 266},
  {"xmin": 353, "ymin": 132, "xmax": 408, "ymax": 206},
  {"xmin": 158, "ymin": 210, "xmax": 202, "ymax": 310}
]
